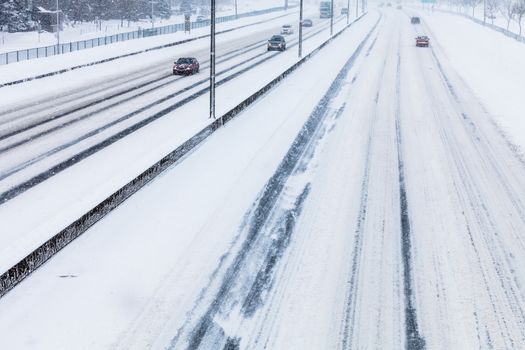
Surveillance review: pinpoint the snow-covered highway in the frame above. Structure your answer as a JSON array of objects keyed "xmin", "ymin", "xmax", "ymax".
[{"xmin": 1, "ymin": 6, "xmax": 525, "ymax": 350}]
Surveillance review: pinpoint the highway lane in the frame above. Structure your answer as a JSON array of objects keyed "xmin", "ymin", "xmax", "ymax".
[{"xmin": 0, "ymin": 14, "xmax": 346, "ymax": 203}]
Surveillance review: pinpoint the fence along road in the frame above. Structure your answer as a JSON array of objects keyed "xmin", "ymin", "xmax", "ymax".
[{"xmin": 0, "ymin": 6, "xmax": 289, "ymax": 65}]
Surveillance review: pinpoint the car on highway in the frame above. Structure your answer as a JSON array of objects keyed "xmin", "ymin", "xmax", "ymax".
[
  {"xmin": 302, "ymin": 19, "xmax": 313, "ymax": 27},
  {"xmin": 173, "ymin": 57, "xmax": 200, "ymax": 75},
  {"xmin": 386, "ymin": 3, "xmax": 392, "ymax": 6},
  {"xmin": 415, "ymin": 35, "xmax": 430, "ymax": 47},
  {"xmin": 341, "ymin": 7, "xmax": 349, "ymax": 15},
  {"xmin": 396, "ymin": 4, "xmax": 402, "ymax": 9},
  {"xmin": 281, "ymin": 24, "xmax": 294, "ymax": 35},
  {"xmin": 411, "ymin": 16, "xmax": 421, "ymax": 24},
  {"xmin": 267, "ymin": 35, "xmax": 287, "ymax": 51},
  {"xmin": 196, "ymin": 15, "xmax": 207, "ymax": 22}
]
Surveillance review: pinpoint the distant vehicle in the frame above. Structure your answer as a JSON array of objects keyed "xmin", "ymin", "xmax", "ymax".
[
  {"xmin": 196, "ymin": 15, "xmax": 206, "ymax": 22},
  {"xmin": 302, "ymin": 19, "xmax": 313, "ymax": 27},
  {"xmin": 415, "ymin": 35, "xmax": 430, "ymax": 47},
  {"xmin": 267, "ymin": 35, "xmax": 287, "ymax": 51},
  {"xmin": 396, "ymin": 4, "xmax": 402, "ymax": 9},
  {"xmin": 320, "ymin": 1, "xmax": 332, "ymax": 18},
  {"xmin": 173, "ymin": 57, "xmax": 200, "ymax": 75},
  {"xmin": 386, "ymin": 3, "xmax": 392, "ymax": 6},
  {"xmin": 281, "ymin": 24, "xmax": 294, "ymax": 35},
  {"xmin": 341, "ymin": 7, "xmax": 349, "ymax": 15},
  {"xmin": 411, "ymin": 16, "xmax": 421, "ymax": 24}
]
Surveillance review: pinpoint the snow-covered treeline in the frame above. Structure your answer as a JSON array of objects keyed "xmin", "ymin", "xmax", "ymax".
[
  {"xmin": 442, "ymin": 0, "xmax": 525, "ymax": 34},
  {"xmin": 0, "ymin": 0, "xmax": 232, "ymax": 33}
]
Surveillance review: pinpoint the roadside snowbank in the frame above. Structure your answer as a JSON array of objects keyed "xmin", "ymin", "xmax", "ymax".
[{"xmin": 417, "ymin": 10, "xmax": 525, "ymax": 152}]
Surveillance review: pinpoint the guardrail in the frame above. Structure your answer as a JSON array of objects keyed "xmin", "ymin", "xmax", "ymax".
[
  {"xmin": 0, "ymin": 6, "xmax": 287, "ymax": 65},
  {"xmin": 0, "ymin": 12, "xmax": 369, "ymax": 299}
]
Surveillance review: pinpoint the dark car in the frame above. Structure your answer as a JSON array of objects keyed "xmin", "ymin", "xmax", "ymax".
[
  {"xmin": 267, "ymin": 35, "xmax": 286, "ymax": 51},
  {"xmin": 173, "ymin": 57, "xmax": 200, "ymax": 75},
  {"xmin": 302, "ymin": 19, "xmax": 313, "ymax": 27},
  {"xmin": 341, "ymin": 7, "xmax": 349, "ymax": 15},
  {"xmin": 415, "ymin": 35, "xmax": 430, "ymax": 47},
  {"xmin": 411, "ymin": 16, "xmax": 421, "ymax": 24}
]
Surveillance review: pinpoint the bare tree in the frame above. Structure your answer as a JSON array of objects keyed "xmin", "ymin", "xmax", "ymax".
[
  {"xmin": 465, "ymin": 0, "xmax": 483, "ymax": 17},
  {"xmin": 513, "ymin": 0, "xmax": 525, "ymax": 35},
  {"xmin": 486, "ymin": 0, "xmax": 499, "ymax": 23},
  {"xmin": 500, "ymin": 0, "xmax": 515, "ymax": 30}
]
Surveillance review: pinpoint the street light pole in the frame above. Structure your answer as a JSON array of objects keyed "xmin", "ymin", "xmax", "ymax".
[
  {"xmin": 210, "ymin": 0, "xmax": 216, "ymax": 120},
  {"xmin": 151, "ymin": 0, "xmax": 154, "ymax": 28},
  {"xmin": 330, "ymin": 0, "xmax": 334, "ymax": 36},
  {"xmin": 56, "ymin": 0, "xmax": 60, "ymax": 54},
  {"xmin": 234, "ymin": 0, "xmax": 238, "ymax": 18},
  {"xmin": 298, "ymin": 0, "xmax": 303, "ymax": 57}
]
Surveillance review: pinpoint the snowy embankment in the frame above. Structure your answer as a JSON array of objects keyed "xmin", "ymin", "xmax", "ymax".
[
  {"xmin": 431, "ymin": 3, "xmax": 524, "ymax": 39},
  {"xmin": 412, "ymin": 10, "xmax": 525, "ymax": 153},
  {"xmin": 0, "ymin": 12, "xmax": 380, "ymax": 350},
  {"xmin": 0, "ymin": 7, "xmax": 302, "ymax": 85}
]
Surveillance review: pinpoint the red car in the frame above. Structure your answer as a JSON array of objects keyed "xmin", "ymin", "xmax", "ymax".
[
  {"xmin": 415, "ymin": 36, "xmax": 429, "ymax": 47},
  {"xmin": 173, "ymin": 57, "xmax": 200, "ymax": 75}
]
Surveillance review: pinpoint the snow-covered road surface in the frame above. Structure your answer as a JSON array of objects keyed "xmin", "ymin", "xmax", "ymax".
[
  {"xmin": 1, "ymin": 7, "xmax": 525, "ymax": 350},
  {"xmin": 0, "ymin": 13, "xmax": 359, "ymax": 276}
]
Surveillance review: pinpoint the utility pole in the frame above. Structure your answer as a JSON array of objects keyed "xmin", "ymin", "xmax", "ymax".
[
  {"xmin": 56, "ymin": 0, "xmax": 60, "ymax": 54},
  {"xmin": 151, "ymin": 0, "xmax": 155, "ymax": 28},
  {"xmin": 210, "ymin": 0, "xmax": 216, "ymax": 120},
  {"xmin": 285, "ymin": 0, "xmax": 288, "ymax": 10},
  {"xmin": 330, "ymin": 0, "xmax": 334, "ymax": 36},
  {"xmin": 298, "ymin": 0, "xmax": 303, "ymax": 57},
  {"xmin": 235, "ymin": 0, "xmax": 238, "ymax": 18}
]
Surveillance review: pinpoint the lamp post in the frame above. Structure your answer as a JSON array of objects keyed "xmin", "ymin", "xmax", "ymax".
[
  {"xmin": 330, "ymin": 0, "xmax": 334, "ymax": 36},
  {"xmin": 210, "ymin": 0, "xmax": 216, "ymax": 120},
  {"xmin": 298, "ymin": 0, "xmax": 303, "ymax": 57},
  {"xmin": 235, "ymin": 0, "xmax": 238, "ymax": 18},
  {"xmin": 150, "ymin": 0, "xmax": 157, "ymax": 28},
  {"xmin": 56, "ymin": 0, "xmax": 60, "ymax": 54}
]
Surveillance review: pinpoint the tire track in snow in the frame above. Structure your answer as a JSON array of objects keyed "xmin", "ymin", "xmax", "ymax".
[
  {"xmin": 340, "ymin": 51, "xmax": 386, "ymax": 350},
  {"xmin": 394, "ymin": 52, "xmax": 426, "ymax": 350},
  {"xmin": 165, "ymin": 19, "xmax": 380, "ymax": 349},
  {"xmin": 422, "ymin": 25, "xmax": 525, "ymax": 343}
]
